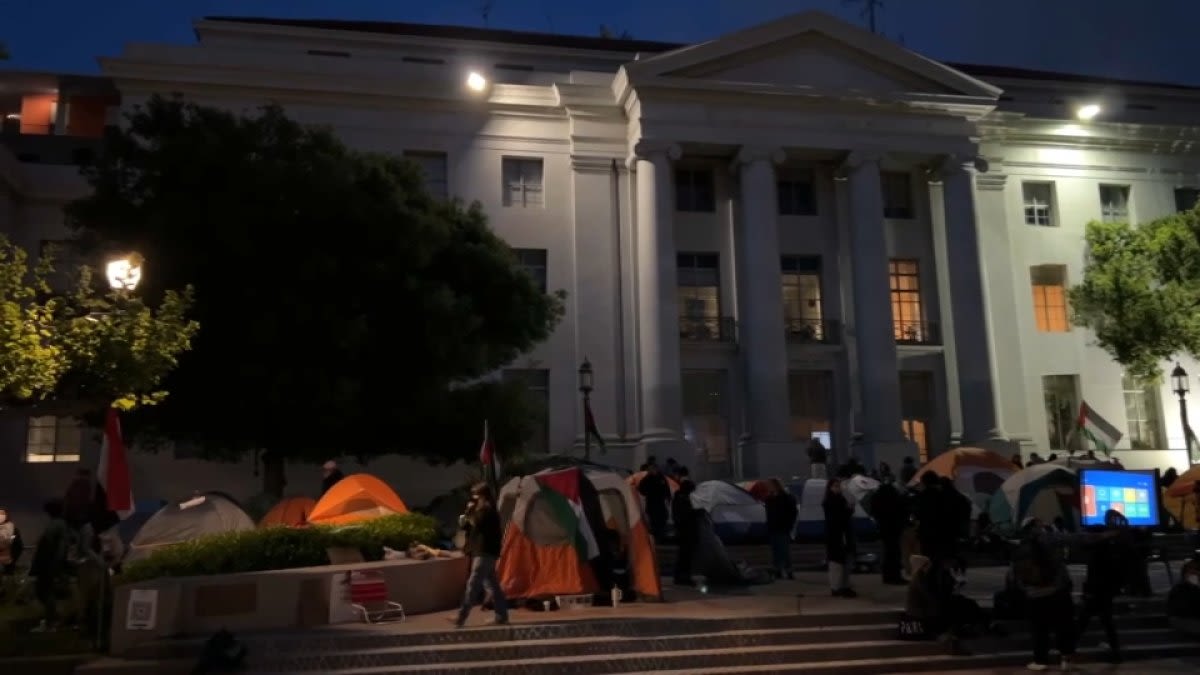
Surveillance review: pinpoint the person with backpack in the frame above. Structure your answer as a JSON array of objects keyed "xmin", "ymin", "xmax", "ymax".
[{"xmin": 1011, "ymin": 517, "xmax": 1116, "ymax": 671}]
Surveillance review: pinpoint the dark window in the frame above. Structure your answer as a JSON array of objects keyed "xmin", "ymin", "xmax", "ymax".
[
  {"xmin": 675, "ymin": 168, "xmax": 716, "ymax": 212},
  {"xmin": 882, "ymin": 171, "xmax": 913, "ymax": 219},
  {"xmin": 777, "ymin": 169, "xmax": 817, "ymax": 216},
  {"xmin": 514, "ymin": 248, "xmax": 548, "ymax": 293}
]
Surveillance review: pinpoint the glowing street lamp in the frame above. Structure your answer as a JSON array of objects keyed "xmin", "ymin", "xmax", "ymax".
[
  {"xmin": 106, "ymin": 254, "xmax": 144, "ymax": 291},
  {"xmin": 1076, "ymin": 104, "xmax": 1102, "ymax": 121},
  {"xmin": 466, "ymin": 71, "xmax": 488, "ymax": 93}
]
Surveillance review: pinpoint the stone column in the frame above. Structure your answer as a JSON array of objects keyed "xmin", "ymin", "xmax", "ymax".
[
  {"xmin": 733, "ymin": 146, "xmax": 799, "ymax": 477},
  {"xmin": 844, "ymin": 151, "xmax": 913, "ymax": 468},
  {"xmin": 632, "ymin": 141, "xmax": 685, "ymax": 453},
  {"xmin": 940, "ymin": 158, "xmax": 1013, "ymax": 452}
]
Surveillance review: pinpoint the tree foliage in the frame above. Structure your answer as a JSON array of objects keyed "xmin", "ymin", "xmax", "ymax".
[
  {"xmin": 1069, "ymin": 207, "xmax": 1200, "ymax": 380},
  {"xmin": 66, "ymin": 96, "xmax": 563, "ymax": 472},
  {"xmin": 0, "ymin": 235, "xmax": 197, "ymax": 414}
]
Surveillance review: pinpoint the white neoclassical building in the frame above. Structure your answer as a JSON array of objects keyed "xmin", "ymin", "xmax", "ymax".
[{"xmin": 2, "ymin": 10, "xmax": 1199, "ymax": 514}]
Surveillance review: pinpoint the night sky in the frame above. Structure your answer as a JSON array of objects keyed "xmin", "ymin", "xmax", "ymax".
[{"xmin": 3, "ymin": 0, "xmax": 1197, "ymax": 86}]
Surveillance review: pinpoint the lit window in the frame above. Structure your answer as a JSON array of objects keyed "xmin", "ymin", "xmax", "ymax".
[
  {"xmin": 1023, "ymin": 182, "xmax": 1055, "ymax": 226},
  {"xmin": 789, "ymin": 370, "xmax": 832, "ymax": 444},
  {"xmin": 25, "ymin": 416, "xmax": 83, "ymax": 463},
  {"xmin": 514, "ymin": 248, "xmax": 547, "ymax": 293},
  {"xmin": 882, "ymin": 171, "xmax": 914, "ymax": 219},
  {"xmin": 404, "ymin": 151, "xmax": 449, "ymax": 200},
  {"xmin": 683, "ymin": 369, "xmax": 730, "ymax": 464},
  {"xmin": 502, "ymin": 157, "xmax": 544, "ymax": 207},
  {"xmin": 889, "ymin": 259, "xmax": 925, "ymax": 343},
  {"xmin": 781, "ymin": 256, "xmax": 824, "ymax": 341},
  {"xmin": 1099, "ymin": 185, "xmax": 1129, "ymax": 223},
  {"xmin": 675, "ymin": 168, "xmax": 716, "ymax": 213},
  {"xmin": 1030, "ymin": 265, "xmax": 1070, "ymax": 332},
  {"xmin": 901, "ymin": 372, "xmax": 934, "ymax": 462},
  {"xmin": 677, "ymin": 253, "xmax": 726, "ymax": 341}
]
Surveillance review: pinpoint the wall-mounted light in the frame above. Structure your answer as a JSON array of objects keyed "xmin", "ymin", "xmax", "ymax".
[
  {"xmin": 1076, "ymin": 104, "xmax": 1102, "ymax": 121},
  {"xmin": 4, "ymin": 113, "xmax": 20, "ymax": 120},
  {"xmin": 466, "ymin": 71, "xmax": 488, "ymax": 93}
]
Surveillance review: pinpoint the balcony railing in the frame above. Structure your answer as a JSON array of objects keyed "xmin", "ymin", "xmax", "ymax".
[
  {"xmin": 785, "ymin": 317, "xmax": 840, "ymax": 345},
  {"xmin": 894, "ymin": 321, "xmax": 941, "ymax": 346},
  {"xmin": 680, "ymin": 315, "xmax": 736, "ymax": 343}
]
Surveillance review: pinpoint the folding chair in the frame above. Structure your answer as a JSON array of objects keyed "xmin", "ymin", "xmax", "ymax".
[{"xmin": 348, "ymin": 570, "xmax": 404, "ymax": 624}]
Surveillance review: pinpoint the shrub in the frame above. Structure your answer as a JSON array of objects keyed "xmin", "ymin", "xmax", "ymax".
[{"xmin": 117, "ymin": 513, "xmax": 439, "ymax": 585}]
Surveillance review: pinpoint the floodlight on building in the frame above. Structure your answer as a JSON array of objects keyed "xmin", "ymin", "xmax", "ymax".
[
  {"xmin": 466, "ymin": 71, "xmax": 488, "ymax": 92},
  {"xmin": 1076, "ymin": 104, "xmax": 1101, "ymax": 121}
]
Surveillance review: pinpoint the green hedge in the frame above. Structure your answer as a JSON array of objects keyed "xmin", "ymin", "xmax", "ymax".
[{"xmin": 117, "ymin": 513, "xmax": 439, "ymax": 585}]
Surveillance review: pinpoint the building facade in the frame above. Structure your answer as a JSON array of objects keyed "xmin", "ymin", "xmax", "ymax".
[{"xmin": 2, "ymin": 11, "xmax": 1199, "ymax": 520}]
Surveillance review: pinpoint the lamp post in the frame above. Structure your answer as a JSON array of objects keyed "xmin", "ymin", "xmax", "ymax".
[
  {"xmin": 105, "ymin": 253, "xmax": 143, "ymax": 292},
  {"xmin": 578, "ymin": 358, "xmax": 594, "ymax": 461},
  {"xmin": 1172, "ymin": 363, "xmax": 1194, "ymax": 465}
]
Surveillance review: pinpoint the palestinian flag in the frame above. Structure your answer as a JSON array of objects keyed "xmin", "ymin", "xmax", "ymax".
[
  {"xmin": 583, "ymin": 399, "xmax": 606, "ymax": 452},
  {"xmin": 1077, "ymin": 401, "xmax": 1122, "ymax": 456},
  {"xmin": 480, "ymin": 420, "xmax": 500, "ymax": 494},
  {"xmin": 534, "ymin": 469, "xmax": 600, "ymax": 561}
]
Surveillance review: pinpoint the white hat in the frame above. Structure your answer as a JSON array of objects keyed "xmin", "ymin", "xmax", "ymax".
[{"xmin": 322, "ymin": 460, "xmax": 337, "ymax": 471}]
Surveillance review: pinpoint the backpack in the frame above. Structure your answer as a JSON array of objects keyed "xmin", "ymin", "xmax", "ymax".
[{"xmin": 1011, "ymin": 536, "xmax": 1057, "ymax": 589}]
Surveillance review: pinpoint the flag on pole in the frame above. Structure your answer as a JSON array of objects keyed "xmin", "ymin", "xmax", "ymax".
[
  {"xmin": 1077, "ymin": 401, "xmax": 1123, "ymax": 456},
  {"xmin": 480, "ymin": 420, "xmax": 500, "ymax": 493},
  {"xmin": 97, "ymin": 408, "xmax": 134, "ymax": 519},
  {"xmin": 583, "ymin": 399, "xmax": 606, "ymax": 453}
]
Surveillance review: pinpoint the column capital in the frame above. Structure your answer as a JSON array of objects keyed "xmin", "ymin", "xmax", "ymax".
[
  {"xmin": 733, "ymin": 146, "xmax": 786, "ymax": 167},
  {"xmin": 631, "ymin": 140, "xmax": 682, "ymax": 163},
  {"xmin": 837, "ymin": 149, "xmax": 885, "ymax": 177},
  {"xmin": 934, "ymin": 154, "xmax": 990, "ymax": 179}
]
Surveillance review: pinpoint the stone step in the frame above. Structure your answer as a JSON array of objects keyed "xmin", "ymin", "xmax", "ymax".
[
  {"xmin": 248, "ymin": 624, "xmax": 1181, "ymax": 673},
  {"xmin": 290, "ymin": 637, "xmax": 1200, "ymax": 675}
]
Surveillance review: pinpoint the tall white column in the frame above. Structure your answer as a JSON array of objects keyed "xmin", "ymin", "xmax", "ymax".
[
  {"xmin": 941, "ymin": 158, "xmax": 1008, "ymax": 447},
  {"xmin": 845, "ymin": 152, "xmax": 911, "ymax": 467},
  {"xmin": 733, "ymin": 147, "xmax": 797, "ymax": 476},
  {"xmin": 633, "ymin": 141, "xmax": 684, "ymax": 444}
]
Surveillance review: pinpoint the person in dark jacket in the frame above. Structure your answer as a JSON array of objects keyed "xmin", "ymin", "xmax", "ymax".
[
  {"xmin": 320, "ymin": 461, "xmax": 345, "ymax": 497},
  {"xmin": 1077, "ymin": 511, "xmax": 1130, "ymax": 663},
  {"xmin": 823, "ymin": 478, "xmax": 856, "ymax": 597},
  {"xmin": 869, "ymin": 480, "xmax": 908, "ymax": 585},
  {"xmin": 807, "ymin": 438, "xmax": 828, "ymax": 479},
  {"xmin": 31, "ymin": 499, "xmax": 69, "ymax": 631},
  {"xmin": 453, "ymin": 483, "xmax": 508, "ymax": 627},
  {"xmin": 638, "ymin": 463, "xmax": 671, "ymax": 541},
  {"xmin": 899, "ymin": 457, "xmax": 918, "ymax": 485},
  {"xmin": 672, "ymin": 480, "xmax": 701, "ymax": 586},
  {"xmin": 63, "ymin": 469, "xmax": 95, "ymax": 531},
  {"xmin": 764, "ymin": 478, "xmax": 798, "ymax": 579}
]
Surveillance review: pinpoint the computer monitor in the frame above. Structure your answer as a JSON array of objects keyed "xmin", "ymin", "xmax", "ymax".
[{"xmin": 1079, "ymin": 468, "xmax": 1161, "ymax": 528}]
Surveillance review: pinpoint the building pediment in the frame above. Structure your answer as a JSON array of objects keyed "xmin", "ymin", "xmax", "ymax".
[{"xmin": 621, "ymin": 11, "xmax": 1000, "ymax": 108}]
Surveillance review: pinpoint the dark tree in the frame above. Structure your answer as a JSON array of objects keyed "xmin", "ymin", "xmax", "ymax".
[{"xmin": 67, "ymin": 96, "xmax": 563, "ymax": 496}]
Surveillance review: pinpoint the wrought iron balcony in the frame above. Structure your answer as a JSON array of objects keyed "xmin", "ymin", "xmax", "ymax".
[
  {"xmin": 785, "ymin": 317, "xmax": 840, "ymax": 345},
  {"xmin": 679, "ymin": 314, "xmax": 736, "ymax": 343},
  {"xmin": 894, "ymin": 321, "xmax": 941, "ymax": 346}
]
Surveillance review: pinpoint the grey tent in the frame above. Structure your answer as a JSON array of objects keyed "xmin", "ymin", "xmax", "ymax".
[{"xmin": 127, "ymin": 492, "xmax": 254, "ymax": 562}]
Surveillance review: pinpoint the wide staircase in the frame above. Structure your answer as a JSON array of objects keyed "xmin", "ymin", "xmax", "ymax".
[{"xmin": 81, "ymin": 597, "xmax": 1200, "ymax": 674}]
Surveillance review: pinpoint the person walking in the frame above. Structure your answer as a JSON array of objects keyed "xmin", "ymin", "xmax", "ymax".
[
  {"xmin": 1077, "ymin": 510, "xmax": 1129, "ymax": 663},
  {"xmin": 764, "ymin": 478, "xmax": 798, "ymax": 579},
  {"xmin": 452, "ymin": 483, "xmax": 508, "ymax": 627},
  {"xmin": 671, "ymin": 479, "xmax": 701, "ymax": 586},
  {"xmin": 823, "ymin": 478, "xmax": 856, "ymax": 597}
]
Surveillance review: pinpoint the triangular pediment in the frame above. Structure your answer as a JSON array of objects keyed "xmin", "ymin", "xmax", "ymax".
[{"xmin": 624, "ymin": 11, "xmax": 1000, "ymax": 101}]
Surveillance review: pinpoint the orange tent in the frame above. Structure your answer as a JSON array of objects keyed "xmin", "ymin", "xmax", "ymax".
[
  {"xmin": 259, "ymin": 496, "xmax": 317, "ymax": 528},
  {"xmin": 1166, "ymin": 464, "xmax": 1200, "ymax": 498},
  {"xmin": 909, "ymin": 447, "xmax": 1017, "ymax": 499},
  {"xmin": 628, "ymin": 470, "xmax": 680, "ymax": 495},
  {"xmin": 308, "ymin": 474, "xmax": 408, "ymax": 525},
  {"xmin": 498, "ymin": 467, "xmax": 662, "ymax": 602}
]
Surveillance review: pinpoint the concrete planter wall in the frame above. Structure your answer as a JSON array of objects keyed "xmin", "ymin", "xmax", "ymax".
[{"xmin": 109, "ymin": 557, "xmax": 468, "ymax": 655}]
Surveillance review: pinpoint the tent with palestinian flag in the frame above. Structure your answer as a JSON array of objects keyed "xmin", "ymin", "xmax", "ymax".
[{"xmin": 496, "ymin": 466, "xmax": 661, "ymax": 602}]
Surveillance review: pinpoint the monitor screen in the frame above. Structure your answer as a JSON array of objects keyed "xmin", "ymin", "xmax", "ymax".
[{"xmin": 1079, "ymin": 468, "xmax": 1161, "ymax": 528}]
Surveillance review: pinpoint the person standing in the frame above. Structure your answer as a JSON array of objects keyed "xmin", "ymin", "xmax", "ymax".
[
  {"xmin": 30, "ymin": 500, "xmax": 70, "ymax": 632},
  {"xmin": 1077, "ymin": 511, "xmax": 1128, "ymax": 664},
  {"xmin": 1011, "ymin": 518, "xmax": 1077, "ymax": 671},
  {"xmin": 638, "ymin": 462, "xmax": 671, "ymax": 541},
  {"xmin": 671, "ymin": 480, "xmax": 700, "ymax": 586},
  {"xmin": 453, "ymin": 483, "xmax": 508, "ymax": 627},
  {"xmin": 807, "ymin": 438, "xmax": 828, "ymax": 479},
  {"xmin": 870, "ymin": 479, "xmax": 908, "ymax": 585},
  {"xmin": 320, "ymin": 461, "xmax": 345, "ymax": 497},
  {"xmin": 764, "ymin": 479, "xmax": 798, "ymax": 579},
  {"xmin": 823, "ymin": 478, "xmax": 856, "ymax": 598},
  {"xmin": 899, "ymin": 457, "xmax": 918, "ymax": 486}
]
